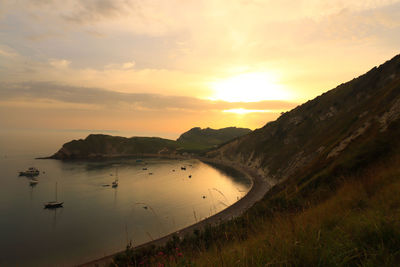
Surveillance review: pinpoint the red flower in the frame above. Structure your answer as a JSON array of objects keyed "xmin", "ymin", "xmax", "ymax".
[{"xmin": 177, "ymin": 252, "xmax": 183, "ymax": 257}]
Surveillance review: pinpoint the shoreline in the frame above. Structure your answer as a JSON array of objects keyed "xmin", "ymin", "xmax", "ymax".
[{"xmin": 78, "ymin": 158, "xmax": 272, "ymax": 267}]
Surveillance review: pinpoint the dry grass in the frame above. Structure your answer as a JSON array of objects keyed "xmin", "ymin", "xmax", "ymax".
[{"xmin": 186, "ymin": 159, "xmax": 400, "ymax": 267}]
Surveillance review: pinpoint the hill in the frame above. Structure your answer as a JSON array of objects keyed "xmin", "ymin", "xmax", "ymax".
[
  {"xmin": 49, "ymin": 134, "xmax": 178, "ymax": 160},
  {"xmin": 207, "ymin": 54, "xmax": 400, "ymax": 185},
  {"xmin": 177, "ymin": 127, "xmax": 251, "ymax": 152},
  {"xmin": 49, "ymin": 127, "xmax": 251, "ymax": 159},
  {"xmin": 111, "ymin": 54, "xmax": 400, "ymax": 266}
]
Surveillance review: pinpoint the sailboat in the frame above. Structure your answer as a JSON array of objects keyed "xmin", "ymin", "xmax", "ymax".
[
  {"xmin": 44, "ymin": 182, "xmax": 63, "ymax": 209},
  {"xmin": 112, "ymin": 167, "xmax": 118, "ymax": 188}
]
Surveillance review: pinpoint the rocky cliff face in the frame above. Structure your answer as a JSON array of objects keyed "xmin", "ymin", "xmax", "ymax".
[{"xmin": 207, "ymin": 54, "xmax": 400, "ymax": 185}]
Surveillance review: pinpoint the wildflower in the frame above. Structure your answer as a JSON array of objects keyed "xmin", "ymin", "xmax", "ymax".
[
  {"xmin": 158, "ymin": 251, "xmax": 164, "ymax": 256},
  {"xmin": 177, "ymin": 252, "xmax": 183, "ymax": 257}
]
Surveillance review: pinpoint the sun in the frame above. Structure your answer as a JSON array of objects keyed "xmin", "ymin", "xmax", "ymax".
[{"xmin": 209, "ymin": 72, "xmax": 289, "ymax": 102}]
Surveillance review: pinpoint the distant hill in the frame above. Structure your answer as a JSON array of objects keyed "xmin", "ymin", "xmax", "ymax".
[
  {"xmin": 49, "ymin": 134, "xmax": 178, "ymax": 160},
  {"xmin": 49, "ymin": 126, "xmax": 251, "ymax": 159},
  {"xmin": 177, "ymin": 127, "xmax": 251, "ymax": 152}
]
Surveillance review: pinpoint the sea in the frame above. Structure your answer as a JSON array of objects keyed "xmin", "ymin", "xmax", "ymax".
[{"xmin": 0, "ymin": 130, "xmax": 251, "ymax": 266}]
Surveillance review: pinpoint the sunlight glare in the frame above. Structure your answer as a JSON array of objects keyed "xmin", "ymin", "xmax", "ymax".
[
  {"xmin": 223, "ymin": 108, "xmax": 275, "ymax": 115},
  {"xmin": 209, "ymin": 72, "xmax": 289, "ymax": 102}
]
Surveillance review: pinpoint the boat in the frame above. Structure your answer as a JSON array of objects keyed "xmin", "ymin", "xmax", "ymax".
[
  {"xmin": 181, "ymin": 166, "xmax": 186, "ymax": 170},
  {"xmin": 44, "ymin": 201, "xmax": 63, "ymax": 209},
  {"xmin": 112, "ymin": 167, "xmax": 118, "ymax": 188},
  {"xmin": 19, "ymin": 167, "xmax": 40, "ymax": 177},
  {"xmin": 44, "ymin": 182, "xmax": 63, "ymax": 209}
]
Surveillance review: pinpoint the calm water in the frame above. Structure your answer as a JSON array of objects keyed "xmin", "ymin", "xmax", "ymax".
[{"xmin": 0, "ymin": 132, "xmax": 251, "ymax": 266}]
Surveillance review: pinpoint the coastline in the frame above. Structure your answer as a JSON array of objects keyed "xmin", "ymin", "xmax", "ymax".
[{"xmin": 78, "ymin": 157, "xmax": 272, "ymax": 267}]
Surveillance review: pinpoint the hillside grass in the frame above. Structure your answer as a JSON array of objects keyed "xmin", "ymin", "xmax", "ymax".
[
  {"xmin": 112, "ymin": 152, "xmax": 400, "ymax": 266},
  {"xmin": 188, "ymin": 158, "xmax": 400, "ymax": 266}
]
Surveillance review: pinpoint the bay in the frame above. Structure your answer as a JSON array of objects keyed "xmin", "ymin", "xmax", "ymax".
[{"xmin": 0, "ymin": 131, "xmax": 251, "ymax": 266}]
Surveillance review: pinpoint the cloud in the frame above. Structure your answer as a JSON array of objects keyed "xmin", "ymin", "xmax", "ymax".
[
  {"xmin": 105, "ymin": 60, "xmax": 135, "ymax": 69},
  {"xmin": 0, "ymin": 48, "xmax": 17, "ymax": 58},
  {"xmin": 0, "ymin": 81, "xmax": 298, "ymax": 113},
  {"xmin": 1, "ymin": 0, "xmax": 400, "ymax": 104},
  {"xmin": 61, "ymin": 0, "xmax": 135, "ymax": 24},
  {"xmin": 49, "ymin": 59, "xmax": 71, "ymax": 68}
]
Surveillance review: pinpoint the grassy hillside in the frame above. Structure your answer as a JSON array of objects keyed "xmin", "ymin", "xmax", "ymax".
[
  {"xmin": 50, "ymin": 127, "xmax": 251, "ymax": 159},
  {"xmin": 110, "ymin": 54, "xmax": 400, "ymax": 266},
  {"xmin": 50, "ymin": 134, "xmax": 178, "ymax": 159},
  {"xmin": 177, "ymin": 127, "xmax": 251, "ymax": 152}
]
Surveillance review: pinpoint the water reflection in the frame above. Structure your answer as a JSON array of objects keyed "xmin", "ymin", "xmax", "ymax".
[{"xmin": 0, "ymin": 157, "xmax": 251, "ymax": 266}]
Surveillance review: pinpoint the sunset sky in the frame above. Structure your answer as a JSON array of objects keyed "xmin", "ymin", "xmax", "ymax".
[{"xmin": 1, "ymin": 0, "xmax": 400, "ymax": 139}]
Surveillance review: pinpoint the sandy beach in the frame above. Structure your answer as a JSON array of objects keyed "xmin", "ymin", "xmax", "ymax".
[{"xmin": 78, "ymin": 158, "xmax": 272, "ymax": 267}]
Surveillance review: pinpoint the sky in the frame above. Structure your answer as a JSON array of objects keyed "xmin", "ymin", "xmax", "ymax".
[{"xmin": 1, "ymin": 0, "xmax": 399, "ymax": 140}]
